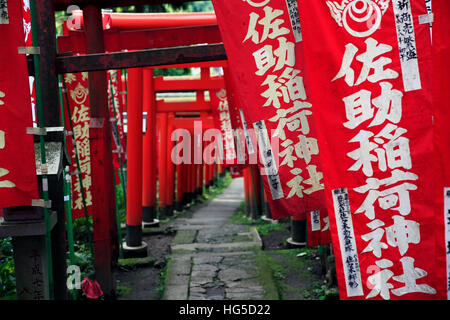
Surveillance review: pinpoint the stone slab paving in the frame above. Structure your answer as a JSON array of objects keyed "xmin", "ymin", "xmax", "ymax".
[{"xmin": 163, "ymin": 178, "xmax": 267, "ymax": 300}]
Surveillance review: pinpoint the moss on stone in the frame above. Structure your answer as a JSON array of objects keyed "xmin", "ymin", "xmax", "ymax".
[
  {"xmin": 231, "ymin": 234, "xmax": 252, "ymax": 243},
  {"xmin": 118, "ymin": 256, "xmax": 157, "ymax": 268},
  {"xmin": 156, "ymin": 258, "xmax": 170, "ymax": 299},
  {"xmin": 255, "ymin": 251, "xmax": 280, "ymax": 300},
  {"xmin": 116, "ymin": 284, "xmax": 132, "ymax": 297}
]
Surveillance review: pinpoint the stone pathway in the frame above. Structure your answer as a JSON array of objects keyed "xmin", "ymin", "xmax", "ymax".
[{"xmin": 163, "ymin": 178, "xmax": 267, "ymax": 300}]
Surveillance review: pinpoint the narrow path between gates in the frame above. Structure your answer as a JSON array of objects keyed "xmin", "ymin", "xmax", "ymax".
[
  {"xmin": 2, "ymin": 1, "xmax": 447, "ymax": 304},
  {"xmin": 164, "ymin": 177, "xmax": 266, "ymax": 300}
]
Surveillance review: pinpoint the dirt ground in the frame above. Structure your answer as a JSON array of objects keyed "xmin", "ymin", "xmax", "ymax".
[
  {"xmin": 259, "ymin": 225, "xmax": 336, "ymax": 300},
  {"xmin": 114, "ymin": 219, "xmax": 336, "ymax": 300},
  {"xmin": 261, "ymin": 228, "xmax": 290, "ymax": 250},
  {"xmin": 114, "ymin": 232, "xmax": 174, "ymax": 300}
]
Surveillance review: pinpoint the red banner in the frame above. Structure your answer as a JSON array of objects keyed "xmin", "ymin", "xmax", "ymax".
[
  {"xmin": 209, "ymin": 86, "xmax": 238, "ymax": 165},
  {"xmin": 107, "ymin": 69, "xmax": 126, "ymax": 185},
  {"xmin": 63, "ymin": 72, "xmax": 93, "ymax": 219},
  {"xmin": 212, "ymin": 0, "xmax": 327, "ymax": 220},
  {"xmin": 0, "ymin": 0, "xmax": 38, "ymax": 208},
  {"xmin": 21, "ymin": 0, "xmax": 37, "ymax": 128},
  {"xmin": 432, "ymin": 0, "xmax": 450, "ymax": 300},
  {"xmin": 213, "ymin": 75, "xmax": 259, "ymax": 176},
  {"xmin": 222, "ymin": 67, "xmax": 253, "ymax": 168},
  {"xmin": 306, "ymin": 209, "xmax": 332, "ymax": 247},
  {"xmin": 298, "ymin": 0, "xmax": 445, "ymax": 299}
]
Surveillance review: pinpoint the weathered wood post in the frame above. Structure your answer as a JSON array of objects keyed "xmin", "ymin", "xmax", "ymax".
[
  {"xmin": 243, "ymin": 167, "xmax": 251, "ymax": 217},
  {"xmin": 175, "ymin": 162, "xmax": 184, "ymax": 212},
  {"xmin": 142, "ymin": 68, "xmax": 158, "ymax": 227},
  {"xmin": 251, "ymin": 165, "xmax": 263, "ymax": 218},
  {"xmin": 9, "ymin": 0, "xmax": 68, "ymax": 300},
  {"xmin": 124, "ymin": 67, "xmax": 147, "ymax": 258},
  {"xmin": 166, "ymin": 112, "xmax": 175, "ymax": 216},
  {"xmin": 82, "ymin": 5, "xmax": 119, "ymax": 299},
  {"xmin": 157, "ymin": 112, "xmax": 168, "ymax": 217},
  {"xmin": 287, "ymin": 212, "xmax": 307, "ymax": 248}
]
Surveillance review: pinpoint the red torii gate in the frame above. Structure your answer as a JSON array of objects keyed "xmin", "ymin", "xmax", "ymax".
[
  {"xmin": 46, "ymin": 3, "xmax": 226, "ymax": 299},
  {"xmin": 35, "ymin": 2, "xmax": 260, "ymax": 299},
  {"xmin": 137, "ymin": 66, "xmax": 224, "ymax": 220},
  {"xmin": 110, "ymin": 65, "xmax": 226, "ymax": 257}
]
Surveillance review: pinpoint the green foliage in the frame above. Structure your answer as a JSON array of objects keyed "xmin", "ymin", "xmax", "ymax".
[
  {"xmin": 0, "ymin": 238, "xmax": 15, "ymax": 298},
  {"xmin": 270, "ymin": 259, "xmax": 287, "ymax": 281},
  {"xmin": 261, "ymin": 247, "xmax": 333, "ymax": 300},
  {"xmin": 155, "ymin": 259, "xmax": 169, "ymax": 299},
  {"xmin": 118, "ymin": 257, "xmax": 157, "ymax": 270},
  {"xmin": 229, "ymin": 201, "xmax": 247, "ymax": 224},
  {"xmin": 202, "ymin": 172, "xmax": 233, "ymax": 200},
  {"xmin": 55, "ymin": 11, "xmax": 66, "ymax": 36},
  {"xmin": 115, "ymin": 3, "xmax": 190, "ymax": 14},
  {"xmin": 153, "ymin": 68, "xmax": 192, "ymax": 77},
  {"xmin": 71, "ymin": 218, "xmax": 95, "ymax": 283},
  {"xmin": 254, "ymin": 251, "xmax": 279, "ymax": 300},
  {"xmin": 72, "ymin": 216, "xmax": 93, "ymax": 245},
  {"xmin": 256, "ymin": 223, "xmax": 286, "ymax": 237},
  {"xmin": 313, "ymin": 283, "xmax": 327, "ymax": 300},
  {"xmin": 68, "ymin": 243, "xmax": 94, "ymax": 285},
  {"xmin": 229, "ymin": 201, "xmax": 289, "ymax": 238},
  {"xmin": 185, "ymin": 1, "xmax": 214, "ymax": 12},
  {"xmin": 73, "ymin": 243, "xmax": 93, "ymax": 269},
  {"xmin": 117, "ymin": 1, "xmax": 213, "ymax": 14},
  {"xmin": 116, "ymin": 284, "xmax": 132, "ymax": 297},
  {"xmin": 115, "ymin": 184, "xmax": 126, "ymax": 223}
]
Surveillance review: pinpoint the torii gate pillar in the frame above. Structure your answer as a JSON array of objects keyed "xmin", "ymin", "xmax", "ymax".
[
  {"xmin": 83, "ymin": 5, "xmax": 119, "ymax": 299},
  {"xmin": 142, "ymin": 69, "xmax": 159, "ymax": 228},
  {"xmin": 124, "ymin": 67, "xmax": 148, "ymax": 257}
]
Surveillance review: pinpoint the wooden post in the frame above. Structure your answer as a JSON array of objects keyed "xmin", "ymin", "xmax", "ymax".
[
  {"xmin": 243, "ymin": 168, "xmax": 251, "ymax": 217},
  {"xmin": 124, "ymin": 67, "xmax": 147, "ymax": 257},
  {"xmin": 198, "ymin": 158, "xmax": 204, "ymax": 197},
  {"xmin": 142, "ymin": 68, "xmax": 158, "ymax": 227},
  {"xmin": 182, "ymin": 162, "xmax": 189, "ymax": 206},
  {"xmin": 199, "ymin": 128, "xmax": 206, "ymax": 198},
  {"xmin": 82, "ymin": 5, "xmax": 119, "ymax": 299},
  {"xmin": 166, "ymin": 112, "xmax": 175, "ymax": 216},
  {"xmin": 175, "ymin": 162, "xmax": 184, "ymax": 211},
  {"xmin": 288, "ymin": 212, "xmax": 307, "ymax": 248},
  {"xmin": 157, "ymin": 112, "xmax": 168, "ymax": 218},
  {"xmin": 30, "ymin": 0, "xmax": 67, "ymax": 300},
  {"xmin": 191, "ymin": 131, "xmax": 197, "ymax": 202},
  {"xmin": 213, "ymin": 162, "xmax": 218, "ymax": 186},
  {"xmin": 206, "ymin": 163, "xmax": 212, "ymax": 189},
  {"xmin": 186, "ymin": 140, "xmax": 193, "ymax": 203},
  {"xmin": 209, "ymin": 161, "xmax": 215, "ymax": 186},
  {"xmin": 260, "ymin": 173, "xmax": 272, "ymax": 220},
  {"xmin": 251, "ymin": 165, "xmax": 262, "ymax": 218}
]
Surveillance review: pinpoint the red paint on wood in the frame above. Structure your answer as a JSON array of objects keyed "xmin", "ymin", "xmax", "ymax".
[
  {"xmin": 83, "ymin": 5, "xmax": 118, "ymax": 298},
  {"xmin": 142, "ymin": 69, "xmax": 156, "ymax": 210},
  {"xmin": 126, "ymin": 68, "xmax": 144, "ymax": 226},
  {"xmin": 157, "ymin": 112, "xmax": 168, "ymax": 209},
  {"xmin": 166, "ymin": 113, "xmax": 176, "ymax": 208}
]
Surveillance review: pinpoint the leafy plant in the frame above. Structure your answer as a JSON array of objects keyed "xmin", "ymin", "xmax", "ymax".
[
  {"xmin": 72, "ymin": 216, "xmax": 93, "ymax": 244},
  {"xmin": 256, "ymin": 223, "xmax": 285, "ymax": 237},
  {"xmin": 155, "ymin": 259, "xmax": 169, "ymax": 300},
  {"xmin": 115, "ymin": 184, "xmax": 126, "ymax": 223},
  {"xmin": 314, "ymin": 283, "xmax": 327, "ymax": 299},
  {"xmin": 0, "ymin": 238, "xmax": 16, "ymax": 298},
  {"xmin": 116, "ymin": 284, "xmax": 132, "ymax": 297}
]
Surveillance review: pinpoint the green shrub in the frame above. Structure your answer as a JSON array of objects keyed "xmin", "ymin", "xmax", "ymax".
[{"xmin": 0, "ymin": 238, "xmax": 15, "ymax": 298}]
